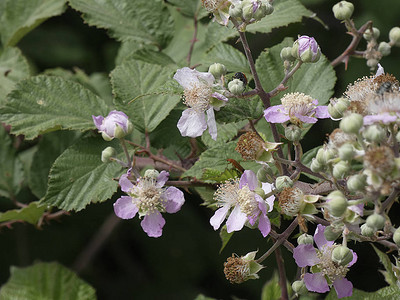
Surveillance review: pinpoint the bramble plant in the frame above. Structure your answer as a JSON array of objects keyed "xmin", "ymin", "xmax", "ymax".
[{"xmin": 1, "ymin": 0, "xmax": 400, "ymax": 299}]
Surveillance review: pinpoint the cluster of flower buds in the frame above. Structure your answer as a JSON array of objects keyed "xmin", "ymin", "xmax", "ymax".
[{"xmin": 229, "ymin": 0, "xmax": 274, "ymax": 30}]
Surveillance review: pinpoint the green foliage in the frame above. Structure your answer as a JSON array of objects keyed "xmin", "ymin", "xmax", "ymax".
[
  {"xmin": 216, "ymin": 97, "xmax": 264, "ymax": 123},
  {"xmin": 167, "ymin": 0, "xmax": 204, "ymax": 18},
  {"xmin": 0, "ymin": 75, "xmax": 111, "ymax": 140},
  {"xmin": 326, "ymin": 286, "xmax": 400, "ymax": 300},
  {"xmin": 0, "ymin": 0, "xmax": 66, "ymax": 47},
  {"xmin": 201, "ymin": 120, "xmax": 247, "ymax": 148},
  {"xmin": 219, "ymin": 225, "xmax": 234, "ymax": 253},
  {"xmin": 301, "ymin": 146, "xmax": 322, "ymax": 182},
  {"xmin": 40, "ymin": 137, "xmax": 125, "ymax": 211},
  {"xmin": 261, "ymin": 273, "xmax": 282, "ymax": 300},
  {"xmin": 255, "ymin": 37, "xmax": 336, "ymax": 105},
  {"xmin": 372, "ymin": 244, "xmax": 398, "ymax": 286},
  {"xmin": 0, "ymin": 262, "xmax": 96, "ymax": 300},
  {"xmin": 0, "ymin": 202, "xmax": 46, "ymax": 225},
  {"xmin": 68, "ymin": 0, "xmax": 174, "ymax": 49},
  {"xmin": 201, "ymin": 168, "xmax": 240, "ymax": 183}
]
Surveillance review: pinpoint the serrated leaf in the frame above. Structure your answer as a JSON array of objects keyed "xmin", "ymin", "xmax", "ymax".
[
  {"xmin": 201, "ymin": 120, "xmax": 247, "ymax": 148},
  {"xmin": 255, "ymin": 37, "xmax": 336, "ymax": 106},
  {"xmin": 216, "ymin": 97, "xmax": 264, "ymax": 123},
  {"xmin": 202, "ymin": 168, "xmax": 240, "ymax": 183},
  {"xmin": 0, "ymin": 202, "xmax": 46, "ymax": 225},
  {"xmin": 126, "ymin": 49, "xmax": 176, "ymax": 66},
  {"xmin": 167, "ymin": 0, "xmax": 203, "ymax": 18},
  {"xmin": 325, "ymin": 288, "xmax": 371, "ymax": 300},
  {"xmin": 0, "ymin": 0, "xmax": 66, "ymax": 47},
  {"xmin": 68, "ymin": 0, "xmax": 174, "ymax": 49},
  {"xmin": 111, "ymin": 59, "xmax": 180, "ymax": 133},
  {"xmin": 261, "ymin": 273, "xmax": 281, "ymax": 300},
  {"xmin": 0, "ymin": 262, "xmax": 96, "ymax": 300},
  {"xmin": 372, "ymin": 244, "xmax": 398, "ymax": 286},
  {"xmin": 220, "ymin": 225, "xmax": 234, "ymax": 253},
  {"xmin": 0, "ymin": 47, "xmax": 30, "ymax": 104},
  {"xmin": 325, "ymin": 286, "xmax": 400, "ymax": 300},
  {"xmin": 41, "ymin": 137, "xmax": 125, "ymax": 211},
  {"xmin": 194, "ymin": 186, "xmax": 216, "ymax": 207},
  {"xmin": 0, "ymin": 75, "xmax": 111, "ymax": 140}
]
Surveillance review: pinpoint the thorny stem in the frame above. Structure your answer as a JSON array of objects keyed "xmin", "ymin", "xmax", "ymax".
[
  {"xmin": 120, "ymin": 138, "xmax": 132, "ymax": 167},
  {"xmin": 187, "ymin": 15, "xmax": 198, "ymax": 67},
  {"xmin": 165, "ymin": 180, "xmax": 214, "ymax": 187},
  {"xmin": 267, "ymin": 61, "xmax": 303, "ymax": 98},
  {"xmin": 275, "ymin": 247, "xmax": 289, "ymax": 300}
]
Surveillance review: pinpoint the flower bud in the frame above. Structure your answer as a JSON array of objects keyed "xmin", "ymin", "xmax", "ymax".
[
  {"xmin": 324, "ymin": 226, "xmax": 341, "ymax": 241},
  {"xmin": 339, "ymin": 113, "xmax": 363, "ymax": 134},
  {"xmin": 361, "ymin": 223, "xmax": 375, "ymax": 237},
  {"xmin": 242, "ymin": 0, "xmax": 255, "ymax": 21},
  {"xmin": 228, "ymin": 79, "xmax": 245, "ymax": 95},
  {"xmin": 331, "ymin": 245, "xmax": 353, "ymax": 266},
  {"xmin": 362, "ymin": 125, "xmax": 385, "ymax": 143},
  {"xmin": 254, "ymin": 187, "xmax": 266, "ymax": 199},
  {"xmin": 332, "ymin": 161, "xmax": 350, "ymax": 179},
  {"xmin": 229, "ymin": 1, "xmax": 243, "ymax": 19},
  {"xmin": 378, "ymin": 42, "xmax": 391, "ymax": 56},
  {"xmin": 101, "ymin": 146, "xmax": 116, "ymax": 163},
  {"xmin": 280, "ymin": 47, "xmax": 295, "ymax": 61},
  {"xmin": 393, "ymin": 227, "xmax": 400, "ymax": 246},
  {"xmin": 144, "ymin": 169, "xmax": 160, "ymax": 179},
  {"xmin": 327, "ymin": 190, "xmax": 348, "ymax": 217},
  {"xmin": 93, "ymin": 110, "xmax": 133, "ymax": 141},
  {"xmin": 328, "ymin": 97, "xmax": 350, "ymax": 119},
  {"xmin": 338, "ymin": 143, "xmax": 354, "ymax": 161},
  {"xmin": 316, "ymin": 147, "xmax": 336, "ymax": 165},
  {"xmin": 292, "ymin": 280, "xmax": 308, "ymax": 295},
  {"xmin": 363, "ymin": 27, "xmax": 380, "ymax": 41},
  {"xmin": 347, "ymin": 174, "xmax": 366, "ymax": 192},
  {"xmin": 310, "ymin": 158, "xmax": 324, "ymax": 173},
  {"xmin": 285, "ymin": 125, "xmax": 302, "ymax": 142},
  {"xmin": 389, "ymin": 27, "xmax": 400, "ymax": 47},
  {"xmin": 366, "ymin": 213, "xmax": 385, "ymax": 230},
  {"xmin": 332, "ymin": 1, "xmax": 354, "ymax": 21},
  {"xmin": 297, "ymin": 233, "xmax": 314, "ymax": 245},
  {"xmin": 208, "ymin": 63, "xmax": 227, "ymax": 78},
  {"xmin": 291, "ymin": 35, "xmax": 321, "ymax": 63},
  {"xmin": 275, "ymin": 176, "xmax": 293, "ymax": 191}
]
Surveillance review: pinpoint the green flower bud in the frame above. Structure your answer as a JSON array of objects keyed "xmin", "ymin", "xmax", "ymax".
[
  {"xmin": 332, "ymin": 161, "xmax": 350, "ymax": 179},
  {"xmin": 363, "ymin": 27, "xmax": 380, "ymax": 41},
  {"xmin": 393, "ymin": 227, "xmax": 400, "ymax": 246},
  {"xmin": 297, "ymin": 233, "xmax": 314, "ymax": 245},
  {"xmin": 275, "ymin": 176, "xmax": 293, "ymax": 191},
  {"xmin": 144, "ymin": 169, "xmax": 160, "ymax": 179},
  {"xmin": 332, "ymin": 1, "xmax": 354, "ymax": 21},
  {"xmin": 389, "ymin": 27, "xmax": 400, "ymax": 47},
  {"xmin": 338, "ymin": 143, "xmax": 354, "ymax": 161},
  {"xmin": 339, "ymin": 113, "xmax": 363, "ymax": 134},
  {"xmin": 285, "ymin": 125, "xmax": 302, "ymax": 142},
  {"xmin": 367, "ymin": 59, "xmax": 378, "ymax": 69},
  {"xmin": 242, "ymin": 0, "xmax": 254, "ymax": 21},
  {"xmin": 361, "ymin": 223, "xmax": 375, "ymax": 237},
  {"xmin": 324, "ymin": 226, "xmax": 341, "ymax": 241},
  {"xmin": 254, "ymin": 187, "xmax": 266, "ymax": 199},
  {"xmin": 292, "ymin": 280, "xmax": 308, "ymax": 295},
  {"xmin": 257, "ymin": 165, "xmax": 273, "ymax": 182},
  {"xmin": 229, "ymin": 1, "xmax": 243, "ymax": 19},
  {"xmin": 328, "ymin": 97, "xmax": 350, "ymax": 119},
  {"xmin": 366, "ymin": 213, "xmax": 385, "ymax": 230},
  {"xmin": 378, "ymin": 42, "xmax": 391, "ymax": 56},
  {"xmin": 347, "ymin": 174, "xmax": 366, "ymax": 192},
  {"xmin": 101, "ymin": 146, "xmax": 116, "ymax": 163},
  {"xmin": 228, "ymin": 79, "xmax": 245, "ymax": 95},
  {"xmin": 310, "ymin": 158, "xmax": 324, "ymax": 173},
  {"xmin": 208, "ymin": 63, "xmax": 227, "ymax": 78},
  {"xmin": 327, "ymin": 190, "xmax": 348, "ymax": 217},
  {"xmin": 280, "ymin": 47, "xmax": 295, "ymax": 61},
  {"xmin": 263, "ymin": 2, "xmax": 274, "ymax": 15},
  {"xmin": 291, "ymin": 36, "xmax": 321, "ymax": 63},
  {"xmin": 363, "ymin": 125, "xmax": 386, "ymax": 143},
  {"xmin": 331, "ymin": 245, "xmax": 353, "ymax": 266}
]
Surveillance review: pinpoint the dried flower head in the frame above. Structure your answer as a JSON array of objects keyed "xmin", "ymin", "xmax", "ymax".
[
  {"xmin": 235, "ymin": 132, "xmax": 264, "ymax": 160},
  {"xmin": 328, "ymin": 128, "xmax": 356, "ymax": 148},
  {"xmin": 364, "ymin": 146, "xmax": 395, "ymax": 175},
  {"xmin": 278, "ymin": 187, "xmax": 304, "ymax": 216},
  {"xmin": 224, "ymin": 251, "xmax": 264, "ymax": 284}
]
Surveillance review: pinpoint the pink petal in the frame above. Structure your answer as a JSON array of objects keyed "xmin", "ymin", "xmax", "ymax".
[
  {"xmin": 92, "ymin": 115, "xmax": 104, "ymax": 130},
  {"xmin": 211, "ymin": 92, "xmax": 228, "ymax": 102},
  {"xmin": 348, "ymin": 250, "xmax": 357, "ymax": 267},
  {"xmin": 113, "ymin": 196, "xmax": 138, "ymax": 219},
  {"xmin": 156, "ymin": 170, "xmax": 169, "ymax": 188},
  {"xmin": 304, "ymin": 272, "xmax": 330, "ymax": 293},
  {"xmin": 226, "ymin": 205, "xmax": 247, "ymax": 233},
  {"xmin": 262, "ymin": 182, "xmax": 275, "ymax": 212},
  {"xmin": 348, "ymin": 203, "xmax": 364, "ymax": 216},
  {"xmin": 206, "ymin": 107, "xmax": 217, "ymax": 141},
  {"xmin": 119, "ymin": 173, "xmax": 134, "ymax": 193},
  {"xmin": 333, "ymin": 277, "xmax": 353, "ymax": 298},
  {"xmin": 141, "ymin": 211, "xmax": 166, "ymax": 238},
  {"xmin": 239, "ymin": 170, "xmax": 258, "ymax": 190},
  {"xmin": 314, "ymin": 224, "xmax": 333, "ymax": 249},
  {"xmin": 210, "ymin": 206, "xmax": 230, "ymax": 230},
  {"xmin": 296, "ymin": 113, "xmax": 318, "ymax": 123},
  {"xmin": 293, "ymin": 244, "xmax": 319, "ymax": 267},
  {"xmin": 258, "ymin": 214, "xmax": 271, "ymax": 237},
  {"xmin": 177, "ymin": 108, "xmax": 207, "ymax": 138},
  {"xmin": 315, "ymin": 106, "xmax": 330, "ymax": 119},
  {"xmin": 264, "ymin": 106, "xmax": 290, "ymax": 123},
  {"xmin": 163, "ymin": 186, "xmax": 185, "ymax": 213}
]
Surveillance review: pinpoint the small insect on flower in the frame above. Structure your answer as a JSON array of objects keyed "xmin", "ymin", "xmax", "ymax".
[{"xmin": 233, "ymin": 72, "xmax": 248, "ymax": 86}]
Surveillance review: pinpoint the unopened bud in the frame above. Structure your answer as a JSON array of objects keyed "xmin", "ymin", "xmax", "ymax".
[
  {"xmin": 332, "ymin": 1, "xmax": 354, "ymax": 21},
  {"xmin": 327, "ymin": 190, "xmax": 348, "ymax": 217},
  {"xmin": 332, "ymin": 161, "xmax": 350, "ymax": 179},
  {"xmin": 144, "ymin": 169, "xmax": 160, "ymax": 179},
  {"xmin": 389, "ymin": 27, "xmax": 400, "ymax": 47},
  {"xmin": 285, "ymin": 125, "xmax": 302, "ymax": 142},
  {"xmin": 328, "ymin": 97, "xmax": 350, "ymax": 119},
  {"xmin": 363, "ymin": 125, "xmax": 385, "ymax": 143},
  {"xmin": 208, "ymin": 63, "xmax": 227, "ymax": 78},
  {"xmin": 228, "ymin": 79, "xmax": 245, "ymax": 95},
  {"xmin": 280, "ymin": 47, "xmax": 295, "ymax": 61},
  {"xmin": 363, "ymin": 27, "xmax": 380, "ymax": 41},
  {"xmin": 229, "ymin": 1, "xmax": 244, "ymax": 19},
  {"xmin": 366, "ymin": 213, "xmax": 385, "ymax": 230},
  {"xmin": 292, "ymin": 280, "xmax": 308, "ymax": 295},
  {"xmin": 292, "ymin": 35, "xmax": 321, "ymax": 63},
  {"xmin": 340, "ymin": 113, "xmax": 363, "ymax": 134},
  {"xmin": 310, "ymin": 158, "xmax": 324, "ymax": 173},
  {"xmin": 257, "ymin": 165, "xmax": 273, "ymax": 182},
  {"xmin": 242, "ymin": 0, "xmax": 255, "ymax": 21},
  {"xmin": 254, "ymin": 187, "xmax": 266, "ymax": 199},
  {"xmin": 324, "ymin": 226, "xmax": 341, "ymax": 241},
  {"xmin": 347, "ymin": 174, "xmax": 366, "ymax": 192},
  {"xmin": 275, "ymin": 176, "xmax": 293, "ymax": 191},
  {"xmin": 361, "ymin": 223, "xmax": 375, "ymax": 237},
  {"xmin": 331, "ymin": 246, "xmax": 353, "ymax": 266},
  {"xmin": 378, "ymin": 42, "xmax": 391, "ymax": 56},
  {"xmin": 338, "ymin": 143, "xmax": 354, "ymax": 161},
  {"xmin": 297, "ymin": 233, "xmax": 314, "ymax": 245},
  {"xmin": 393, "ymin": 227, "xmax": 400, "ymax": 246},
  {"xmin": 101, "ymin": 146, "xmax": 116, "ymax": 163}
]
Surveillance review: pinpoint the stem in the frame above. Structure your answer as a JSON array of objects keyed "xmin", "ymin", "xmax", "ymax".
[
  {"xmin": 165, "ymin": 180, "xmax": 214, "ymax": 188},
  {"xmin": 275, "ymin": 247, "xmax": 289, "ymax": 300},
  {"xmin": 186, "ymin": 15, "xmax": 198, "ymax": 67},
  {"xmin": 267, "ymin": 61, "xmax": 303, "ymax": 98},
  {"xmin": 120, "ymin": 138, "xmax": 132, "ymax": 167}
]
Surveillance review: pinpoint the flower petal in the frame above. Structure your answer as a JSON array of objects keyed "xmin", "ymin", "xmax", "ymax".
[
  {"xmin": 258, "ymin": 214, "xmax": 271, "ymax": 237},
  {"xmin": 113, "ymin": 196, "xmax": 138, "ymax": 219},
  {"xmin": 210, "ymin": 205, "xmax": 230, "ymax": 230},
  {"xmin": 156, "ymin": 170, "xmax": 169, "ymax": 188},
  {"xmin": 363, "ymin": 113, "xmax": 398, "ymax": 125},
  {"xmin": 141, "ymin": 211, "xmax": 166, "ymax": 238},
  {"xmin": 315, "ymin": 106, "xmax": 330, "ymax": 119},
  {"xmin": 163, "ymin": 186, "xmax": 185, "ymax": 213},
  {"xmin": 262, "ymin": 182, "xmax": 275, "ymax": 212},
  {"xmin": 348, "ymin": 250, "xmax": 358, "ymax": 267},
  {"xmin": 314, "ymin": 224, "xmax": 333, "ymax": 249},
  {"xmin": 293, "ymin": 244, "xmax": 319, "ymax": 267},
  {"xmin": 206, "ymin": 107, "xmax": 218, "ymax": 141},
  {"xmin": 296, "ymin": 113, "xmax": 318, "ymax": 123},
  {"xmin": 119, "ymin": 173, "xmax": 134, "ymax": 193},
  {"xmin": 264, "ymin": 106, "xmax": 290, "ymax": 123},
  {"xmin": 92, "ymin": 115, "xmax": 104, "ymax": 130},
  {"xmin": 333, "ymin": 278, "xmax": 353, "ymax": 299},
  {"xmin": 177, "ymin": 108, "xmax": 207, "ymax": 138},
  {"xmin": 239, "ymin": 170, "xmax": 258, "ymax": 190},
  {"xmin": 304, "ymin": 272, "xmax": 330, "ymax": 293},
  {"xmin": 226, "ymin": 204, "xmax": 247, "ymax": 233}
]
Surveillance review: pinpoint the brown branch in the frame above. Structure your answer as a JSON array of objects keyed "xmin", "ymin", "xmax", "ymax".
[{"xmin": 187, "ymin": 15, "xmax": 198, "ymax": 67}]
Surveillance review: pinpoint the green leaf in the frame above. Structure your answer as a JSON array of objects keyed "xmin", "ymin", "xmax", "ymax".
[
  {"xmin": 325, "ymin": 286, "xmax": 400, "ymax": 300},
  {"xmin": 0, "ymin": 47, "xmax": 30, "ymax": 104},
  {"xmin": 111, "ymin": 59, "xmax": 180, "ymax": 133},
  {"xmin": 255, "ymin": 37, "xmax": 336, "ymax": 106},
  {"xmin": 194, "ymin": 294, "xmax": 217, "ymax": 300},
  {"xmin": 0, "ymin": 202, "xmax": 46, "ymax": 225},
  {"xmin": 166, "ymin": 0, "xmax": 203, "ymax": 18},
  {"xmin": 201, "ymin": 120, "xmax": 247, "ymax": 148},
  {"xmin": 0, "ymin": 262, "xmax": 96, "ymax": 300},
  {"xmin": 68, "ymin": 0, "xmax": 174, "ymax": 49},
  {"xmin": 41, "ymin": 137, "xmax": 125, "ymax": 211},
  {"xmin": 372, "ymin": 244, "xmax": 398, "ymax": 286},
  {"xmin": 126, "ymin": 49, "xmax": 176, "ymax": 66},
  {"xmin": 261, "ymin": 273, "xmax": 281, "ymax": 300},
  {"xmin": 301, "ymin": 146, "xmax": 322, "ymax": 182},
  {"xmin": 193, "ymin": 186, "xmax": 216, "ymax": 207},
  {"xmin": 0, "ymin": 0, "xmax": 66, "ymax": 47},
  {"xmin": 325, "ymin": 288, "xmax": 371, "ymax": 300},
  {"xmin": 216, "ymin": 97, "xmax": 264, "ymax": 123},
  {"xmin": 219, "ymin": 225, "xmax": 234, "ymax": 253},
  {"xmin": 0, "ymin": 75, "xmax": 111, "ymax": 140},
  {"xmin": 0, "ymin": 126, "xmax": 24, "ymax": 199},
  {"xmin": 201, "ymin": 168, "xmax": 240, "ymax": 183}
]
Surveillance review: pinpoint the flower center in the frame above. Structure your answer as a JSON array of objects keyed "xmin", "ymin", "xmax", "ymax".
[
  {"xmin": 317, "ymin": 245, "xmax": 349, "ymax": 282},
  {"xmin": 237, "ymin": 185, "xmax": 257, "ymax": 216},
  {"xmin": 278, "ymin": 187, "xmax": 303, "ymax": 216},
  {"xmin": 214, "ymin": 179, "xmax": 240, "ymax": 208},
  {"xmin": 134, "ymin": 178, "xmax": 165, "ymax": 215},
  {"xmin": 183, "ymin": 82, "xmax": 212, "ymax": 112},
  {"xmin": 364, "ymin": 146, "xmax": 395, "ymax": 175},
  {"xmin": 224, "ymin": 254, "xmax": 250, "ymax": 284},
  {"xmin": 235, "ymin": 132, "xmax": 264, "ymax": 160},
  {"xmin": 202, "ymin": 0, "xmax": 228, "ymax": 12}
]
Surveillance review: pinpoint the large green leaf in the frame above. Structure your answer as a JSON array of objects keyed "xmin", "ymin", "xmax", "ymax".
[
  {"xmin": 68, "ymin": 0, "xmax": 174, "ymax": 49},
  {"xmin": 0, "ymin": 47, "xmax": 30, "ymax": 104},
  {"xmin": 111, "ymin": 59, "xmax": 180, "ymax": 133},
  {"xmin": 372, "ymin": 244, "xmax": 398, "ymax": 286},
  {"xmin": 255, "ymin": 38, "xmax": 337, "ymax": 106},
  {"xmin": 0, "ymin": 0, "xmax": 66, "ymax": 47},
  {"xmin": 0, "ymin": 75, "xmax": 111, "ymax": 140},
  {"xmin": 0, "ymin": 202, "xmax": 46, "ymax": 225},
  {"xmin": 201, "ymin": 120, "xmax": 247, "ymax": 148},
  {"xmin": 166, "ymin": 0, "xmax": 203, "ymax": 18},
  {"xmin": 41, "ymin": 137, "xmax": 125, "ymax": 211},
  {"xmin": 216, "ymin": 96, "xmax": 264, "ymax": 123},
  {"xmin": 0, "ymin": 262, "xmax": 96, "ymax": 300},
  {"xmin": 261, "ymin": 273, "xmax": 282, "ymax": 300},
  {"xmin": 0, "ymin": 126, "xmax": 24, "ymax": 199}
]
